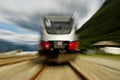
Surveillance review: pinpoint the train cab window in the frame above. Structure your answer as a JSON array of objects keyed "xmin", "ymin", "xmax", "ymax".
[{"xmin": 44, "ymin": 19, "xmax": 73, "ymax": 34}]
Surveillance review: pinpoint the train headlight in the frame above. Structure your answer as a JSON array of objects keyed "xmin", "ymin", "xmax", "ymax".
[
  {"xmin": 69, "ymin": 42, "xmax": 78, "ymax": 51},
  {"xmin": 41, "ymin": 42, "xmax": 50, "ymax": 50}
]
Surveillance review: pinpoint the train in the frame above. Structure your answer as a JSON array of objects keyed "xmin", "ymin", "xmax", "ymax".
[{"xmin": 39, "ymin": 15, "xmax": 79, "ymax": 63}]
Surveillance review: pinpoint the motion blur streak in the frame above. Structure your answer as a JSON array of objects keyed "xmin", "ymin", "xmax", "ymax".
[
  {"xmin": 0, "ymin": 0, "xmax": 105, "ymax": 32},
  {"xmin": 0, "ymin": 30, "xmax": 40, "ymax": 45}
]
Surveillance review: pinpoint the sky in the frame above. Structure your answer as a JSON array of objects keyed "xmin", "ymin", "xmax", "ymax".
[{"xmin": 0, "ymin": 0, "xmax": 105, "ymax": 45}]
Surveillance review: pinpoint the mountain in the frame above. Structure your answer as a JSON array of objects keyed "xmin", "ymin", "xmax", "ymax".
[
  {"xmin": 76, "ymin": 0, "xmax": 120, "ymax": 49},
  {"xmin": 0, "ymin": 40, "xmax": 39, "ymax": 52}
]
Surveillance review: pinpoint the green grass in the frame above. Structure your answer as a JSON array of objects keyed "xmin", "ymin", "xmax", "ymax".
[{"xmin": 77, "ymin": 0, "xmax": 120, "ymax": 49}]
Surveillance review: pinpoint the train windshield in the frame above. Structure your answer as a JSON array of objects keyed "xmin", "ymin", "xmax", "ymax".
[{"xmin": 44, "ymin": 20, "xmax": 73, "ymax": 34}]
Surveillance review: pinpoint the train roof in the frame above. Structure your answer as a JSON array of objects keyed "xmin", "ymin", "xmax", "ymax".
[{"xmin": 44, "ymin": 15, "xmax": 73, "ymax": 22}]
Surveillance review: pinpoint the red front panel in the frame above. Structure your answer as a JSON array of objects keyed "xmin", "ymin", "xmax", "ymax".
[
  {"xmin": 41, "ymin": 42, "xmax": 50, "ymax": 50},
  {"xmin": 68, "ymin": 42, "xmax": 78, "ymax": 51}
]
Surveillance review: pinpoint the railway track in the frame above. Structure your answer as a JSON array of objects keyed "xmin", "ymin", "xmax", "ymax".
[
  {"xmin": 0, "ymin": 54, "xmax": 119, "ymax": 80},
  {"xmin": 30, "ymin": 64, "xmax": 47, "ymax": 80},
  {"xmin": 0, "ymin": 55, "xmax": 88, "ymax": 80},
  {"xmin": 69, "ymin": 62, "xmax": 88, "ymax": 80},
  {"xmin": 29, "ymin": 62, "xmax": 87, "ymax": 80}
]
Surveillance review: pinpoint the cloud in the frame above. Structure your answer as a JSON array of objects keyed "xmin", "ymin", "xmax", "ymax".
[
  {"xmin": 0, "ymin": 0, "xmax": 106, "ymax": 32},
  {"xmin": 0, "ymin": 29, "xmax": 40, "ymax": 45}
]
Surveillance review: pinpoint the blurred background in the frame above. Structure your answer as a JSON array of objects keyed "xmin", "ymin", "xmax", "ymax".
[
  {"xmin": 0, "ymin": 1, "xmax": 120, "ymax": 80},
  {"xmin": 0, "ymin": 0, "xmax": 105, "ymax": 52},
  {"xmin": 0, "ymin": 0, "xmax": 120, "ymax": 55}
]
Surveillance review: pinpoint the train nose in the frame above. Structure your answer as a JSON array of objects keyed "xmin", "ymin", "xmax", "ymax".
[{"xmin": 54, "ymin": 41, "xmax": 65, "ymax": 49}]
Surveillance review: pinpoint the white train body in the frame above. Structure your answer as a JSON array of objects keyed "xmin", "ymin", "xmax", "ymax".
[{"xmin": 40, "ymin": 15, "xmax": 78, "ymax": 53}]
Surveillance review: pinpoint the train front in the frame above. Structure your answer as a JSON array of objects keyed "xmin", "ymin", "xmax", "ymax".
[{"xmin": 39, "ymin": 15, "xmax": 79, "ymax": 63}]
